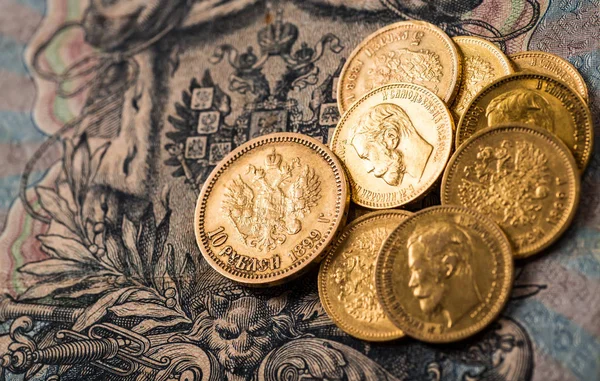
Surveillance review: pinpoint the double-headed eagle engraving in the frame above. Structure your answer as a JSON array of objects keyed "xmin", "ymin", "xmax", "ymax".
[{"xmin": 222, "ymin": 149, "xmax": 322, "ymax": 252}]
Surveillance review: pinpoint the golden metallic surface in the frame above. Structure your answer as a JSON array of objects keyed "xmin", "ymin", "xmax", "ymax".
[
  {"xmin": 442, "ymin": 125, "xmax": 580, "ymax": 258},
  {"xmin": 318, "ymin": 210, "xmax": 412, "ymax": 341},
  {"xmin": 337, "ymin": 20, "xmax": 461, "ymax": 114},
  {"xmin": 375, "ymin": 206, "xmax": 514, "ymax": 343},
  {"xmin": 456, "ymin": 73, "xmax": 593, "ymax": 171},
  {"xmin": 451, "ymin": 36, "xmax": 513, "ymax": 120},
  {"xmin": 330, "ymin": 83, "xmax": 454, "ymax": 209},
  {"xmin": 195, "ymin": 133, "xmax": 349, "ymax": 286},
  {"xmin": 511, "ymin": 51, "xmax": 589, "ymax": 102}
]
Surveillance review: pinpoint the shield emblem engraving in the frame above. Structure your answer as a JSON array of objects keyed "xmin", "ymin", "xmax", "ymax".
[
  {"xmin": 191, "ymin": 87, "xmax": 215, "ymax": 110},
  {"xmin": 209, "ymin": 142, "xmax": 232, "ymax": 165},
  {"xmin": 185, "ymin": 136, "xmax": 207, "ymax": 159},
  {"xmin": 198, "ymin": 111, "xmax": 220, "ymax": 134}
]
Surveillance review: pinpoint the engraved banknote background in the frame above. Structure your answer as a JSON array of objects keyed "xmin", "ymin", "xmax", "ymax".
[{"xmin": 0, "ymin": 0, "xmax": 598, "ymax": 380}]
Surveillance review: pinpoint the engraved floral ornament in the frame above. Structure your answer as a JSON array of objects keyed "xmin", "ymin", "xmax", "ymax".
[
  {"xmin": 458, "ymin": 140, "xmax": 550, "ymax": 228},
  {"xmin": 455, "ymin": 56, "xmax": 494, "ymax": 113},
  {"xmin": 366, "ymin": 49, "xmax": 443, "ymax": 91},
  {"xmin": 222, "ymin": 149, "xmax": 321, "ymax": 252},
  {"xmin": 14, "ymin": 135, "xmax": 192, "ymax": 348},
  {"xmin": 332, "ymin": 228, "xmax": 388, "ymax": 323}
]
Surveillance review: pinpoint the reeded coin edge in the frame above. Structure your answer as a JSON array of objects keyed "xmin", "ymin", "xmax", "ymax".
[
  {"xmin": 195, "ymin": 132, "xmax": 348, "ymax": 285},
  {"xmin": 441, "ymin": 125, "xmax": 581, "ymax": 258},
  {"xmin": 331, "ymin": 83, "xmax": 454, "ymax": 209},
  {"xmin": 375, "ymin": 205, "xmax": 514, "ymax": 343},
  {"xmin": 337, "ymin": 20, "xmax": 462, "ymax": 114},
  {"xmin": 455, "ymin": 72, "xmax": 593, "ymax": 171},
  {"xmin": 510, "ymin": 51, "xmax": 589, "ymax": 102},
  {"xmin": 318, "ymin": 210, "xmax": 412, "ymax": 341}
]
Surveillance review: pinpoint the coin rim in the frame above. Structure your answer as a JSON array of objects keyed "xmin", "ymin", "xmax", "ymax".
[
  {"xmin": 375, "ymin": 205, "xmax": 514, "ymax": 343},
  {"xmin": 336, "ymin": 20, "xmax": 462, "ymax": 114},
  {"xmin": 510, "ymin": 50, "xmax": 589, "ymax": 102},
  {"xmin": 451, "ymin": 36, "xmax": 514, "ymax": 116},
  {"xmin": 441, "ymin": 124, "xmax": 581, "ymax": 258},
  {"xmin": 455, "ymin": 72, "xmax": 594, "ymax": 171},
  {"xmin": 331, "ymin": 82, "xmax": 455, "ymax": 209},
  {"xmin": 318, "ymin": 209, "xmax": 412, "ymax": 341},
  {"xmin": 195, "ymin": 132, "xmax": 349, "ymax": 286}
]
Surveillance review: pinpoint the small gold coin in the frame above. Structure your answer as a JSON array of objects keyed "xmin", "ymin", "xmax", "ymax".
[
  {"xmin": 511, "ymin": 51, "xmax": 589, "ymax": 102},
  {"xmin": 456, "ymin": 73, "xmax": 593, "ymax": 171},
  {"xmin": 195, "ymin": 133, "xmax": 349, "ymax": 286},
  {"xmin": 330, "ymin": 83, "xmax": 454, "ymax": 209},
  {"xmin": 451, "ymin": 36, "xmax": 513, "ymax": 119},
  {"xmin": 337, "ymin": 20, "xmax": 461, "ymax": 114},
  {"xmin": 318, "ymin": 210, "xmax": 412, "ymax": 341},
  {"xmin": 375, "ymin": 206, "xmax": 514, "ymax": 343},
  {"xmin": 442, "ymin": 125, "xmax": 580, "ymax": 258}
]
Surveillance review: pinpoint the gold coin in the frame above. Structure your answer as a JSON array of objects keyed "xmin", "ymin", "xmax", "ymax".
[
  {"xmin": 442, "ymin": 125, "xmax": 580, "ymax": 258},
  {"xmin": 337, "ymin": 20, "xmax": 461, "ymax": 114},
  {"xmin": 195, "ymin": 133, "xmax": 349, "ymax": 286},
  {"xmin": 456, "ymin": 73, "xmax": 593, "ymax": 171},
  {"xmin": 330, "ymin": 83, "xmax": 454, "ymax": 209},
  {"xmin": 511, "ymin": 51, "xmax": 589, "ymax": 102},
  {"xmin": 375, "ymin": 206, "xmax": 514, "ymax": 343},
  {"xmin": 451, "ymin": 36, "xmax": 513, "ymax": 119},
  {"xmin": 318, "ymin": 210, "xmax": 412, "ymax": 341}
]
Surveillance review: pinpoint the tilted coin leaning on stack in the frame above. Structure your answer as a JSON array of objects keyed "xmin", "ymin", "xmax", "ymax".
[{"xmin": 194, "ymin": 20, "xmax": 593, "ymax": 343}]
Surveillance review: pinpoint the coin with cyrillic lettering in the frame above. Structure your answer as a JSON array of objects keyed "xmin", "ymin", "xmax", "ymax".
[
  {"xmin": 319, "ymin": 210, "xmax": 412, "ymax": 341},
  {"xmin": 510, "ymin": 51, "xmax": 588, "ymax": 102},
  {"xmin": 330, "ymin": 83, "xmax": 454, "ymax": 209},
  {"xmin": 195, "ymin": 133, "xmax": 349, "ymax": 286},
  {"xmin": 337, "ymin": 20, "xmax": 461, "ymax": 114},
  {"xmin": 375, "ymin": 206, "xmax": 514, "ymax": 343},
  {"xmin": 443, "ymin": 125, "xmax": 580, "ymax": 258},
  {"xmin": 456, "ymin": 73, "xmax": 593, "ymax": 171},
  {"xmin": 451, "ymin": 36, "xmax": 513, "ymax": 120}
]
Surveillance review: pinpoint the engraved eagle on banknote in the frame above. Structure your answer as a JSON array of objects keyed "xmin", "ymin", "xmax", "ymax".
[{"xmin": 222, "ymin": 149, "xmax": 321, "ymax": 252}]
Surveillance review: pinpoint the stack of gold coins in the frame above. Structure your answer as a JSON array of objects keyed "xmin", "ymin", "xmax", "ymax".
[{"xmin": 193, "ymin": 20, "xmax": 593, "ymax": 344}]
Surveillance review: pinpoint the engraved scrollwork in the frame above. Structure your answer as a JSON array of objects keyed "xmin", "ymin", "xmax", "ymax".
[
  {"xmin": 141, "ymin": 343, "xmax": 223, "ymax": 381},
  {"xmin": 257, "ymin": 338, "xmax": 401, "ymax": 381}
]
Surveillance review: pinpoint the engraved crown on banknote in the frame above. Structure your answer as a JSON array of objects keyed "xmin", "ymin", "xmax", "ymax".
[{"xmin": 258, "ymin": 8, "xmax": 299, "ymax": 55}]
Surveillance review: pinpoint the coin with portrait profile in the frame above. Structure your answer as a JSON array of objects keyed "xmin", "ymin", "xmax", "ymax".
[
  {"xmin": 455, "ymin": 72, "xmax": 593, "ymax": 171},
  {"xmin": 319, "ymin": 210, "xmax": 412, "ymax": 342},
  {"xmin": 330, "ymin": 83, "xmax": 454, "ymax": 209},
  {"xmin": 375, "ymin": 206, "xmax": 514, "ymax": 343},
  {"xmin": 510, "ymin": 51, "xmax": 588, "ymax": 102},
  {"xmin": 195, "ymin": 132, "xmax": 349, "ymax": 286},
  {"xmin": 337, "ymin": 20, "xmax": 461, "ymax": 114},
  {"xmin": 451, "ymin": 36, "xmax": 513, "ymax": 120},
  {"xmin": 442, "ymin": 125, "xmax": 580, "ymax": 258}
]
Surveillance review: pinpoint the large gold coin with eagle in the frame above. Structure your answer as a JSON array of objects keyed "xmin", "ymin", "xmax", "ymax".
[{"xmin": 195, "ymin": 133, "xmax": 349, "ymax": 286}]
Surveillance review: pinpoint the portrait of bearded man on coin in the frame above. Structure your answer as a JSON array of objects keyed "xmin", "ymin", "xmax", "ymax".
[
  {"xmin": 485, "ymin": 89, "xmax": 555, "ymax": 133},
  {"xmin": 406, "ymin": 221, "xmax": 483, "ymax": 328},
  {"xmin": 350, "ymin": 104, "xmax": 433, "ymax": 186}
]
